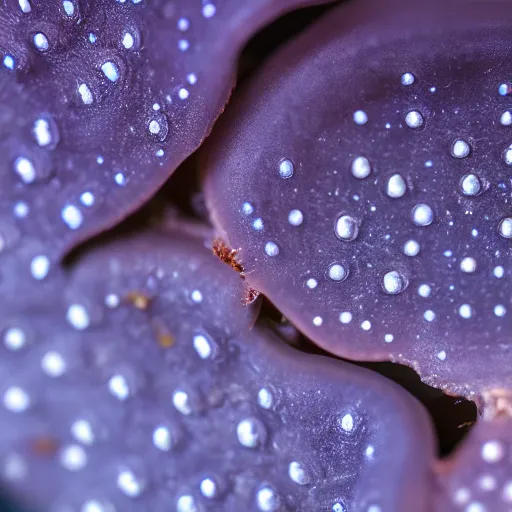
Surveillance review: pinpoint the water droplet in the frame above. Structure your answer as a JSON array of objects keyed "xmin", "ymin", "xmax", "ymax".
[
  {"xmin": 173, "ymin": 390, "xmax": 192, "ymax": 415},
  {"xmin": 460, "ymin": 257, "xmax": 477, "ymax": 273},
  {"xmin": 403, "ymin": 240, "xmax": 420, "ymax": 257},
  {"xmin": 61, "ymin": 205, "xmax": 83, "ymax": 229},
  {"xmin": 256, "ymin": 486, "xmax": 280, "ymax": 512},
  {"xmin": 494, "ymin": 304, "xmax": 506, "ymax": 317},
  {"xmin": 339, "ymin": 312, "xmax": 352, "ymax": 324},
  {"xmin": 458, "ymin": 304, "xmax": 473, "ymax": 319},
  {"xmin": 288, "ymin": 461, "xmax": 309, "ymax": 485},
  {"xmin": 306, "ymin": 278, "xmax": 318, "ymax": 289},
  {"xmin": 401, "ymin": 72, "xmax": 415, "ymax": 86},
  {"xmin": 382, "ymin": 271, "xmax": 406, "ymax": 294},
  {"xmin": 3, "ymin": 387, "xmax": 30, "ymax": 412},
  {"xmin": 18, "ymin": 0, "xmax": 31, "ymax": 13},
  {"xmin": 451, "ymin": 139, "xmax": 471, "ymax": 159},
  {"xmin": 418, "ymin": 284, "xmax": 432, "ymax": 298},
  {"xmin": 424, "ymin": 310, "xmax": 436, "ymax": 322},
  {"xmin": 33, "ymin": 32, "xmax": 49, "ymax": 51},
  {"xmin": 481, "ymin": 440, "xmax": 505, "ymax": 463},
  {"xmin": 41, "ymin": 351, "xmax": 67, "ymax": 377},
  {"xmin": 460, "ymin": 174, "xmax": 481, "ymax": 196},
  {"xmin": 278, "ymin": 159, "xmax": 294, "ymax": 179},
  {"xmin": 328, "ymin": 263, "xmax": 347, "ymax": 282},
  {"xmin": 13, "ymin": 157, "xmax": 35, "ymax": 184},
  {"xmin": 101, "ymin": 61, "xmax": 119, "ymax": 82},
  {"xmin": 353, "ymin": 110, "xmax": 368, "ymax": 125},
  {"xmin": 152, "ymin": 425, "xmax": 172, "ymax": 451},
  {"xmin": 176, "ymin": 495, "xmax": 198, "ymax": 512},
  {"xmin": 237, "ymin": 417, "xmax": 265, "ymax": 448},
  {"xmin": 66, "ymin": 304, "xmax": 89, "ymax": 330},
  {"xmin": 288, "ymin": 209, "xmax": 303, "ymax": 226},
  {"xmin": 264, "ymin": 241, "xmax": 279, "ymax": 257},
  {"xmin": 499, "ymin": 217, "xmax": 512, "ymax": 238},
  {"xmin": 339, "ymin": 413, "xmax": 354, "ymax": 432},
  {"xmin": 200, "ymin": 477, "xmax": 217, "ymax": 498},
  {"xmin": 351, "ymin": 156, "xmax": 371, "ymax": 179},
  {"xmin": 202, "ymin": 3, "xmax": 216, "ymax": 18},
  {"xmin": 335, "ymin": 215, "xmax": 359, "ymax": 241},
  {"xmin": 33, "ymin": 117, "xmax": 58, "ymax": 148},
  {"xmin": 3, "ymin": 55, "xmax": 15, "ymax": 70},
  {"xmin": 3, "ymin": 327, "xmax": 27, "ymax": 351},
  {"xmin": 78, "ymin": 83, "xmax": 94, "ymax": 105},
  {"xmin": 108, "ymin": 374, "xmax": 130, "ymax": 401},
  {"xmin": 60, "ymin": 444, "xmax": 87, "ymax": 471},
  {"xmin": 411, "ymin": 204, "xmax": 433, "ymax": 226},
  {"xmin": 257, "ymin": 388, "xmax": 273, "ymax": 409},
  {"xmin": 62, "ymin": 0, "xmax": 74, "ymax": 16},
  {"xmin": 71, "ymin": 419, "xmax": 95, "ymax": 445},
  {"xmin": 405, "ymin": 110, "xmax": 424, "ymax": 128},
  {"xmin": 30, "ymin": 255, "xmax": 50, "ymax": 280},
  {"xmin": 500, "ymin": 111, "xmax": 512, "ymax": 126},
  {"xmin": 117, "ymin": 468, "xmax": 145, "ymax": 498},
  {"xmin": 242, "ymin": 202, "xmax": 254, "ymax": 215},
  {"xmin": 193, "ymin": 333, "xmax": 213, "ymax": 359},
  {"xmin": 386, "ymin": 174, "xmax": 407, "ymax": 198}
]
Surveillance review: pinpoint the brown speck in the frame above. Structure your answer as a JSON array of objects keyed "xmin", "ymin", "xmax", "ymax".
[
  {"xmin": 213, "ymin": 238, "xmax": 244, "ymax": 275},
  {"xmin": 125, "ymin": 291, "xmax": 152, "ymax": 310},
  {"xmin": 31, "ymin": 436, "xmax": 59, "ymax": 457}
]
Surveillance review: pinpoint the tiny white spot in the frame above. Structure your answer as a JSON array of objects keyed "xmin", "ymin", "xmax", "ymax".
[
  {"xmin": 193, "ymin": 334, "xmax": 212, "ymax": 359},
  {"xmin": 80, "ymin": 191, "xmax": 95, "ymax": 207},
  {"xmin": 418, "ymin": 284, "xmax": 432, "ymax": 298},
  {"xmin": 460, "ymin": 257, "xmax": 477, "ymax": 273},
  {"xmin": 14, "ymin": 157, "xmax": 36, "ymax": 184},
  {"xmin": 313, "ymin": 316, "xmax": 323, "ymax": 327},
  {"xmin": 114, "ymin": 172, "xmax": 126, "ymax": 186},
  {"xmin": 108, "ymin": 374, "xmax": 130, "ymax": 401},
  {"xmin": 384, "ymin": 334, "xmax": 394, "ymax": 343},
  {"xmin": 30, "ymin": 255, "xmax": 50, "ymax": 280},
  {"xmin": 288, "ymin": 209, "xmax": 304, "ymax": 226},
  {"xmin": 33, "ymin": 32, "xmax": 49, "ymax": 51},
  {"xmin": 178, "ymin": 88, "xmax": 189, "ymax": 100},
  {"xmin": 33, "ymin": 118, "xmax": 52, "ymax": 147},
  {"xmin": 340, "ymin": 413, "xmax": 354, "ymax": 432},
  {"xmin": 173, "ymin": 390, "xmax": 192, "ymax": 415},
  {"xmin": 279, "ymin": 159, "xmax": 294, "ymax": 178},
  {"xmin": 122, "ymin": 32, "xmax": 134, "ymax": 49},
  {"xmin": 361, "ymin": 320, "xmax": 371, "ymax": 331},
  {"xmin": 411, "ymin": 204, "xmax": 434, "ymax": 226},
  {"xmin": 60, "ymin": 444, "xmax": 87, "ymax": 471},
  {"xmin": 200, "ymin": 477, "xmax": 217, "ymax": 498},
  {"xmin": 256, "ymin": 487, "xmax": 280, "ymax": 512},
  {"xmin": 339, "ymin": 312, "xmax": 352, "ymax": 324},
  {"xmin": 351, "ymin": 156, "xmax": 371, "ymax": 179},
  {"xmin": 494, "ymin": 265, "xmax": 505, "ymax": 278},
  {"xmin": 152, "ymin": 426, "xmax": 172, "ymax": 451},
  {"xmin": 494, "ymin": 304, "xmax": 506, "ymax": 317},
  {"xmin": 403, "ymin": 240, "xmax": 420, "ymax": 257},
  {"xmin": 306, "ymin": 278, "xmax": 318, "ymax": 289},
  {"xmin": 62, "ymin": 0, "xmax": 74, "ymax": 16},
  {"xmin": 499, "ymin": 218, "xmax": 512, "ymax": 238},
  {"xmin": 101, "ymin": 61, "xmax": 119, "ymax": 82},
  {"xmin": 105, "ymin": 293, "xmax": 120, "ymax": 308},
  {"xmin": 288, "ymin": 461, "xmax": 309, "ymax": 485},
  {"xmin": 176, "ymin": 495, "xmax": 198, "ymax": 512},
  {"xmin": 242, "ymin": 202, "xmax": 254, "ymax": 215},
  {"xmin": 66, "ymin": 304, "xmax": 90, "ymax": 330},
  {"xmin": 459, "ymin": 304, "xmax": 473, "ymax": 319},
  {"xmin": 190, "ymin": 290, "xmax": 203, "ymax": 304},
  {"xmin": 405, "ymin": 110, "xmax": 424, "ymax": 129},
  {"xmin": 437, "ymin": 351, "xmax": 447, "ymax": 361},
  {"xmin": 257, "ymin": 388, "xmax": 273, "ymax": 409},
  {"xmin": 117, "ymin": 469, "xmax": 145, "ymax": 498},
  {"xmin": 386, "ymin": 174, "xmax": 407, "ymax": 198},
  {"xmin": 177, "ymin": 18, "xmax": 190, "ymax": 31},
  {"xmin": 61, "ymin": 205, "xmax": 83, "ymax": 230},
  {"xmin": 4, "ymin": 328, "xmax": 26, "ymax": 351},
  {"xmin": 202, "ymin": 3, "xmax": 216, "ymax": 18},
  {"xmin": 3, "ymin": 55, "xmax": 15, "ymax": 70},
  {"xmin": 424, "ymin": 310, "xmax": 436, "ymax": 322},
  {"xmin": 41, "ymin": 351, "xmax": 67, "ymax": 377},
  {"xmin": 71, "ymin": 419, "xmax": 94, "ymax": 445},
  {"xmin": 14, "ymin": 201, "xmax": 29, "ymax": 218},
  {"xmin": 3, "ymin": 387, "xmax": 30, "ymax": 412},
  {"xmin": 481, "ymin": 440, "xmax": 505, "ymax": 463},
  {"xmin": 401, "ymin": 72, "xmax": 415, "ymax": 86},
  {"xmin": 265, "ymin": 241, "xmax": 279, "ymax": 257},
  {"xmin": 253, "ymin": 218, "xmax": 264, "ymax": 231},
  {"xmin": 353, "ymin": 110, "xmax": 368, "ymax": 125}
]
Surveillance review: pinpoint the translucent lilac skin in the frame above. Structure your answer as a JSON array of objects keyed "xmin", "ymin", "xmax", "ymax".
[
  {"xmin": 0, "ymin": 229, "xmax": 434, "ymax": 512},
  {"xmin": 435, "ymin": 419, "xmax": 512, "ymax": 512},
  {"xmin": 203, "ymin": 0, "xmax": 512, "ymax": 399},
  {"xmin": 0, "ymin": 0, "xmax": 332, "ymax": 261}
]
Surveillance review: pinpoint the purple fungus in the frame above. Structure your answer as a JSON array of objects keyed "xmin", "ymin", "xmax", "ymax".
[
  {"xmin": 435, "ymin": 418, "xmax": 512, "ymax": 511},
  {"xmin": 0, "ymin": 0, "xmax": 332, "ymax": 261},
  {"xmin": 0, "ymin": 227, "xmax": 434, "ymax": 512},
  {"xmin": 203, "ymin": 0, "xmax": 512, "ymax": 400}
]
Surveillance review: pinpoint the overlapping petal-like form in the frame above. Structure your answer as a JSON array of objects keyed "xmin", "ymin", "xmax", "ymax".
[
  {"xmin": 0, "ymin": 0, "xmax": 331, "ymax": 261},
  {"xmin": 0, "ymin": 227, "xmax": 434, "ymax": 512},
  {"xmin": 435, "ymin": 419, "xmax": 512, "ymax": 512},
  {"xmin": 203, "ymin": 0, "xmax": 512, "ymax": 400}
]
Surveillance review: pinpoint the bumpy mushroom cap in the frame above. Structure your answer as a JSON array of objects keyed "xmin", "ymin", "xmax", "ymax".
[
  {"xmin": 0, "ymin": 227, "xmax": 434, "ymax": 512},
  {"xmin": 203, "ymin": 0, "xmax": 512, "ymax": 400}
]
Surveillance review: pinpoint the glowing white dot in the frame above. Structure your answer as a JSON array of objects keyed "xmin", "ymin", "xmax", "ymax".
[
  {"xmin": 328, "ymin": 264, "xmax": 346, "ymax": 281},
  {"xmin": 461, "ymin": 174, "xmax": 481, "ymax": 196},
  {"xmin": 361, "ymin": 320, "xmax": 371, "ymax": 331},
  {"xmin": 71, "ymin": 419, "xmax": 94, "ymax": 445},
  {"xmin": 451, "ymin": 139, "xmax": 471, "ymax": 158},
  {"xmin": 418, "ymin": 284, "xmax": 431, "ymax": 298},
  {"xmin": 177, "ymin": 17, "xmax": 190, "ymax": 31},
  {"xmin": 403, "ymin": 240, "xmax": 420, "ymax": 257},
  {"xmin": 424, "ymin": 310, "xmax": 436, "ymax": 322},
  {"xmin": 236, "ymin": 418, "xmax": 263, "ymax": 448},
  {"xmin": 242, "ymin": 202, "xmax": 254, "ymax": 215},
  {"xmin": 61, "ymin": 205, "xmax": 83, "ymax": 230},
  {"xmin": 117, "ymin": 469, "xmax": 145, "ymax": 498},
  {"xmin": 200, "ymin": 477, "xmax": 217, "ymax": 498},
  {"xmin": 353, "ymin": 110, "xmax": 368, "ymax": 125},
  {"xmin": 152, "ymin": 426, "xmax": 172, "ymax": 451},
  {"xmin": 499, "ymin": 218, "xmax": 512, "ymax": 238},
  {"xmin": 494, "ymin": 265, "xmax": 505, "ymax": 278},
  {"xmin": 88, "ymin": 33, "xmax": 97, "ymax": 44},
  {"xmin": 122, "ymin": 32, "xmax": 134, "ymax": 49},
  {"xmin": 30, "ymin": 255, "xmax": 50, "ymax": 280},
  {"xmin": 33, "ymin": 32, "xmax": 49, "ymax": 51},
  {"xmin": 62, "ymin": 0, "xmax": 74, "ymax": 16},
  {"xmin": 253, "ymin": 218, "xmax": 264, "ymax": 231},
  {"xmin": 313, "ymin": 316, "xmax": 323, "ymax": 327},
  {"xmin": 3, "ymin": 387, "xmax": 30, "ymax": 412},
  {"xmin": 66, "ymin": 304, "xmax": 89, "ymax": 330},
  {"xmin": 499, "ymin": 83, "xmax": 511, "ymax": 96},
  {"xmin": 178, "ymin": 88, "xmax": 189, "ymax": 100},
  {"xmin": 265, "ymin": 241, "xmax": 279, "ymax": 257},
  {"xmin": 14, "ymin": 157, "xmax": 36, "ymax": 184},
  {"xmin": 306, "ymin": 278, "xmax": 318, "ymax": 289},
  {"xmin": 339, "ymin": 312, "xmax": 352, "ymax": 324},
  {"xmin": 80, "ymin": 191, "xmax": 95, "ymax": 207},
  {"xmin": 386, "ymin": 174, "xmax": 407, "ymax": 198},
  {"xmin": 494, "ymin": 304, "xmax": 506, "ymax": 317},
  {"xmin": 401, "ymin": 72, "xmax": 415, "ymax": 86},
  {"xmin": 176, "ymin": 495, "xmax": 198, "ymax": 512},
  {"xmin": 173, "ymin": 390, "xmax": 191, "ymax": 415},
  {"xmin": 257, "ymin": 487, "xmax": 280, "ymax": 512},
  {"xmin": 384, "ymin": 334, "xmax": 394, "ymax": 343},
  {"xmin": 288, "ymin": 461, "xmax": 309, "ymax": 485},
  {"xmin": 505, "ymin": 145, "xmax": 512, "ymax": 165},
  {"xmin": 101, "ymin": 61, "xmax": 119, "ymax": 82},
  {"xmin": 411, "ymin": 204, "xmax": 434, "ymax": 226},
  {"xmin": 33, "ymin": 118, "xmax": 52, "ymax": 147},
  {"xmin": 288, "ymin": 209, "xmax": 303, "ymax": 226},
  {"xmin": 114, "ymin": 172, "xmax": 126, "ymax": 186},
  {"xmin": 14, "ymin": 201, "xmax": 29, "ymax": 218},
  {"xmin": 335, "ymin": 215, "xmax": 358, "ymax": 241},
  {"xmin": 340, "ymin": 413, "xmax": 354, "ymax": 432},
  {"xmin": 60, "ymin": 444, "xmax": 87, "ymax": 471},
  {"xmin": 382, "ymin": 271, "xmax": 405, "ymax": 294},
  {"xmin": 41, "ymin": 351, "xmax": 67, "ymax": 377},
  {"xmin": 193, "ymin": 334, "xmax": 212, "ymax": 359},
  {"xmin": 453, "ymin": 488, "xmax": 471, "ymax": 505},
  {"xmin": 105, "ymin": 293, "xmax": 120, "ymax": 308},
  {"xmin": 365, "ymin": 445, "xmax": 375, "ymax": 459},
  {"xmin": 502, "ymin": 481, "xmax": 512, "ymax": 502},
  {"xmin": 279, "ymin": 159, "xmax": 294, "ymax": 178},
  {"xmin": 405, "ymin": 110, "xmax": 424, "ymax": 128},
  {"xmin": 108, "ymin": 374, "xmax": 130, "ymax": 401},
  {"xmin": 4, "ymin": 328, "xmax": 26, "ymax": 351},
  {"xmin": 255, "ymin": 389, "xmax": 273, "ymax": 412},
  {"xmin": 481, "ymin": 440, "xmax": 505, "ymax": 463},
  {"xmin": 187, "ymin": 73, "xmax": 197, "ymax": 85},
  {"xmin": 190, "ymin": 290, "xmax": 203, "ymax": 303},
  {"xmin": 351, "ymin": 156, "xmax": 371, "ymax": 179},
  {"xmin": 460, "ymin": 257, "xmax": 477, "ymax": 273},
  {"xmin": 459, "ymin": 304, "xmax": 473, "ymax": 319},
  {"xmin": 437, "ymin": 351, "xmax": 447, "ymax": 361},
  {"xmin": 501, "ymin": 111, "xmax": 512, "ymax": 126},
  {"xmin": 202, "ymin": 3, "xmax": 216, "ymax": 18},
  {"xmin": 18, "ymin": 0, "xmax": 31, "ymax": 13},
  {"xmin": 78, "ymin": 83, "xmax": 93, "ymax": 104},
  {"xmin": 3, "ymin": 55, "xmax": 15, "ymax": 70},
  {"xmin": 479, "ymin": 474, "xmax": 497, "ymax": 491}
]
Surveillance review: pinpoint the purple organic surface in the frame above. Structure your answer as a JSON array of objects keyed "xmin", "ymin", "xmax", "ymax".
[
  {"xmin": 0, "ymin": 228, "xmax": 435, "ymax": 512},
  {"xmin": 0, "ymin": 0, "xmax": 331, "ymax": 262},
  {"xmin": 203, "ymin": 0, "xmax": 512, "ymax": 400},
  {"xmin": 435, "ymin": 418, "xmax": 512, "ymax": 512}
]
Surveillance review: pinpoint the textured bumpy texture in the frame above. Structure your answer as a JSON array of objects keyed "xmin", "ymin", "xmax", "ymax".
[
  {"xmin": 203, "ymin": 0, "xmax": 512, "ymax": 400},
  {"xmin": 435, "ymin": 419, "xmax": 512, "ymax": 512},
  {"xmin": 0, "ymin": 0, "xmax": 330, "ymax": 260},
  {"xmin": 0, "ymin": 228, "xmax": 434, "ymax": 512}
]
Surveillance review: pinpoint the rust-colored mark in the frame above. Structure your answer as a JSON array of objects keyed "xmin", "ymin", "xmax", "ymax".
[
  {"xmin": 31, "ymin": 436, "xmax": 59, "ymax": 457},
  {"xmin": 125, "ymin": 291, "xmax": 152, "ymax": 311},
  {"xmin": 213, "ymin": 238, "xmax": 244, "ymax": 275},
  {"xmin": 243, "ymin": 285, "xmax": 260, "ymax": 306},
  {"xmin": 151, "ymin": 318, "xmax": 175, "ymax": 349}
]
